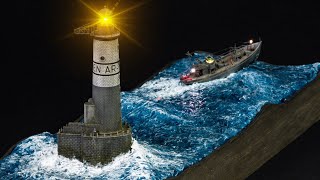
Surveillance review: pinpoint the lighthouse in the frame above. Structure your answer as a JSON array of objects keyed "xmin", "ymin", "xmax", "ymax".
[
  {"xmin": 90, "ymin": 8, "xmax": 122, "ymax": 132},
  {"xmin": 57, "ymin": 6, "xmax": 132, "ymax": 165}
]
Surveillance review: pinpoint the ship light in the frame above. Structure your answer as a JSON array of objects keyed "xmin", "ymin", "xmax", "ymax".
[
  {"xmin": 190, "ymin": 68, "xmax": 196, "ymax": 73},
  {"xmin": 249, "ymin": 40, "xmax": 253, "ymax": 44}
]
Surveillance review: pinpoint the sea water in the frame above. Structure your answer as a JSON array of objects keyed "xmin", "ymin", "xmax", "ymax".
[{"xmin": 1, "ymin": 54, "xmax": 319, "ymax": 179}]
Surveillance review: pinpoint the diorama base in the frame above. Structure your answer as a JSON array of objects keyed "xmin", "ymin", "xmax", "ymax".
[{"xmin": 172, "ymin": 74, "xmax": 320, "ymax": 180}]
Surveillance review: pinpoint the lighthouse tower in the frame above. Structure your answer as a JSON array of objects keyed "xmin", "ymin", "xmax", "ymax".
[
  {"xmin": 57, "ymin": 7, "xmax": 132, "ymax": 165},
  {"xmin": 91, "ymin": 8, "xmax": 122, "ymax": 132}
]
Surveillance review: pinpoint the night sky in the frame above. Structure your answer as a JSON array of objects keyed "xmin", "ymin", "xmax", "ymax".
[{"xmin": 1, "ymin": 0, "xmax": 319, "ymax": 179}]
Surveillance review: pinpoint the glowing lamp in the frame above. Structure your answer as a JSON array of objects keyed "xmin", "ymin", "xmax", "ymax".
[
  {"xmin": 97, "ymin": 7, "xmax": 114, "ymax": 26},
  {"xmin": 190, "ymin": 68, "xmax": 196, "ymax": 73},
  {"xmin": 249, "ymin": 40, "xmax": 253, "ymax": 44},
  {"xmin": 100, "ymin": 15, "xmax": 113, "ymax": 26}
]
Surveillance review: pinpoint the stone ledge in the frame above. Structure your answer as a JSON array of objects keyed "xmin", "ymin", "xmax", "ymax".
[{"xmin": 59, "ymin": 121, "xmax": 131, "ymax": 135}]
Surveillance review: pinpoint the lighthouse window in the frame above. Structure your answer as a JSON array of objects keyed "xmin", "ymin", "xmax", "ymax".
[{"xmin": 100, "ymin": 56, "xmax": 105, "ymax": 61}]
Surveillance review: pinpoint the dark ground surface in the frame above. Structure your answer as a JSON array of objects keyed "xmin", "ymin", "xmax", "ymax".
[
  {"xmin": 173, "ymin": 74, "xmax": 320, "ymax": 180},
  {"xmin": 248, "ymin": 121, "xmax": 320, "ymax": 180}
]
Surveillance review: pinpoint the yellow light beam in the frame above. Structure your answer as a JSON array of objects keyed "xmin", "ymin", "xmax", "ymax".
[
  {"xmin": 58, "ymin": 20, "xmax": 101, "ymax": 41},
  {"xmin": 77, "ymin": 0, "xmax": 146, "ymax": 48},
  {"xmin": 111, "ymin": 0, "xmax": 150, "ymax": 18},
  {"xmin": 79, "ymin": 0, "xmax": 103, "ymax": 18},
  {"xmin": 113, "ymin": 23, "xmax": 143, "ymax": 48},
  {"xmin": 82, "ymin": 20, "xmax": 101, "ymax": 28}
]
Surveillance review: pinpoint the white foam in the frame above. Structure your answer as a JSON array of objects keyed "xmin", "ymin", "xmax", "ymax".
[
  {"xmin": 140, "ymin": 74, "xmax": 235, "ymax": 99},
  {"xmin": 2, "ymin": 133, "xmax": 185, "ymax": 179}
]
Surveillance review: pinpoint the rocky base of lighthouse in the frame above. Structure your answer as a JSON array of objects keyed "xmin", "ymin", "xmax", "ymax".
[{"xmin": 57, "ymin": 122, "xmax": 132, "ymax": 165}]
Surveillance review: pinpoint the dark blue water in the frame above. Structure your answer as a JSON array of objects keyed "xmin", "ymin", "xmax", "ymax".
[{"xmin": 1, "ymin": 54, "xmax": 319, "ymax": 179}]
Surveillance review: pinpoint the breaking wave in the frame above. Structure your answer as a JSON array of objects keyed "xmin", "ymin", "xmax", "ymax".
[{"xmin": 1, "ymin": 54, "xmax": 319, "ymax": 179}]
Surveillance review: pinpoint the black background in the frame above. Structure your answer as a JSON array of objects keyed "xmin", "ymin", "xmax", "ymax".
[{"xmin": 1, "ymin": 0, "xmax": 319, "ymax": 179}]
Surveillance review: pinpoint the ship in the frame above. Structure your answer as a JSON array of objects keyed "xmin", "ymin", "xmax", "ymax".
[{"xmin": 180, "ymin": 40, "xmax": 262, "ymax": 85}]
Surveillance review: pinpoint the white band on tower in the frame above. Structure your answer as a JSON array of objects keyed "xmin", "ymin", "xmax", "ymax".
[{"xmin": 92, "ymin": 38, "xmax": 120, "ymax": 87}]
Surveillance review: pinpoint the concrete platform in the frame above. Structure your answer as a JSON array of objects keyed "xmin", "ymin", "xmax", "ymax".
[
  {"xmin": 172, "ymin": 74, "xmax": 320, "ymax": 180},
  {"xmin": 58, "ymin": 122, "xmax": 132, "ymax": 165}
]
